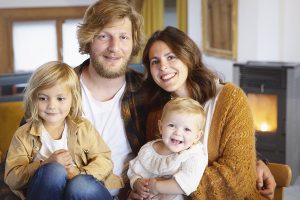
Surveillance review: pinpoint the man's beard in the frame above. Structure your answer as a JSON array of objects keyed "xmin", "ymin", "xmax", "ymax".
[{"xmin": 90, "ymin": 52, "xmax": 129, "ymax": 78}]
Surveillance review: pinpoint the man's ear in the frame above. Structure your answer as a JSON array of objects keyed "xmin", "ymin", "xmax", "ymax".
[{"xmin": 158, "ymin": 120, "xmax": 163, "ymax": 135}]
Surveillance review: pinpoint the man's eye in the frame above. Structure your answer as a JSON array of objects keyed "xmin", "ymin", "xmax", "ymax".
[{"xmin": 96, "ymin": 34, "xmax": 109, "ymax": 40}]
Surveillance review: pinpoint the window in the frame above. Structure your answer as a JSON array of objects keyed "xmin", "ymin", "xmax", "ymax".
[{"xmin": 0, "ymin": 6, "xmax": 87, "ymax": 74}]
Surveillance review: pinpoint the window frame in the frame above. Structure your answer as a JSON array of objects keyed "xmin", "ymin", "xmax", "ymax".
[{"xmin": 0, "ymin": 6, "xmax": 87, "ymax": 74}]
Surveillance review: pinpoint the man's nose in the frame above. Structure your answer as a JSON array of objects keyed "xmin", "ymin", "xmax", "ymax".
[{"xmin": 108, "ymin": 37, "xmax": 120, "ymax": 52}]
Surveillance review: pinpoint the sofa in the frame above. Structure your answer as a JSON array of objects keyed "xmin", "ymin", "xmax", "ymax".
[{"xmin": 0, "ymin": 70, "xmax": 292, "ymax": 200}]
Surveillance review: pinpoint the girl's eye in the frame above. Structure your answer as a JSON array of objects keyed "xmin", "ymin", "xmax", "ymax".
[
  {"xmin": 57, "ymin": 97, "xmax": 65, "ymax": 101},
  {"xmin": 38, "ymin": 97, "xmax": 47, "ymax": 101},
  {"xmin": 120, "ymin": 35, "xmax": 129, "ymax": 40}
]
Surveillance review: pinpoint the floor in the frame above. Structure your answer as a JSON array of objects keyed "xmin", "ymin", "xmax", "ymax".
[{"xmin": 285, "ymin": 176, "xmax": 300, "ymax": 200}]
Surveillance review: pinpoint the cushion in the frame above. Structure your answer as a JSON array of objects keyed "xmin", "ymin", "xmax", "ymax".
[{"xmin": 0, "ymin": 101, "xmax": 23, "ymax": 162}]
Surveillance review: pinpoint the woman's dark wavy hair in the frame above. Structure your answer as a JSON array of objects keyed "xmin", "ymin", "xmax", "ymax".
[{"xmin": 142, "ymin": 26, "xmax": 218, "ymax": 107}]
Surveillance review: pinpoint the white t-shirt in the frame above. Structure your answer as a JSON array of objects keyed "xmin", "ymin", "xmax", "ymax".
[
  {"xmin": 80, "ymin": 78, "xmax": 134, "ymax": 196},
  {"xmin": 202, "ymin": 82, "xmax": 224, "ymax": 150},
  {"xmin": 34, "ymin": 123, "xmax": 68, "ymax": 162}
]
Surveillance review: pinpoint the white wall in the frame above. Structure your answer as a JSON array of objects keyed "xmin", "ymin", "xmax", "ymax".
[
  {"xmin": 283, "ymin": 0, "xmax": 300, "ymax": 62},
  {"xmin": 188, "ymin": 0, "xmax": 300, "ymax": 82}
]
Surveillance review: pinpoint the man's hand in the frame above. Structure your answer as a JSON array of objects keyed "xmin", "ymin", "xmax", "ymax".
[
  {"xmin": 127, "ymin": 190, "xmax": 144, "ymax": 200},
  {"xmin": 256, "ymin": 160, "xmax": 276, "ymax": 200},
  {"xmin": 133, "ymin": 178, "xmax": 150, "ymax": 199}
]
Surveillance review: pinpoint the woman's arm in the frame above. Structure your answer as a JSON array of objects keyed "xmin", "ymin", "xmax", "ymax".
[{"xmin": 191, "ymin": 84, "xmax": 264, "ymax": 199}]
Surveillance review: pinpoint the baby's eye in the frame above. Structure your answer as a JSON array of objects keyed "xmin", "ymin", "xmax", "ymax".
[
  {"xmin": 184, "ymin": 127, "xmax": 191, "ymax": 132},
  {"xmin": 167, "ymin": 123, "xmax": 175, "ymax": 128}
]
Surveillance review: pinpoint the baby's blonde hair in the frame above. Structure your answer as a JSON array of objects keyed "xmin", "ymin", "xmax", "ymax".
[
  {"xmin": 24, "ymin": 61, "xmax": 82, "ymax": 123},
  {"xmin": 161, "ymin": 97, "xmax": 206, "ymax": 130}
]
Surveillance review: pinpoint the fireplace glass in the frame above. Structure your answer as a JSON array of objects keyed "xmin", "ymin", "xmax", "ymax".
[{"xmin": 247, "ymin": 93, "xmax": 277, "ymax": 133}]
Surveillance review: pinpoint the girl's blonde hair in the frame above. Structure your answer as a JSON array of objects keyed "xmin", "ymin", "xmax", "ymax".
[
  {"xmin": 77, "ymin": 0, "xmax": 145, "ymax": 56},
  {"xmin": 161, "ymin": 97, "xmax": 206, "ymax": 130},
  {"xmin": 24, "ymin": 61, "xmax": 82, "ymax": 123}
]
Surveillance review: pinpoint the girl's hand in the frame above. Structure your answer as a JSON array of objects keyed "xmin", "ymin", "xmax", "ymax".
[
  {"xmin": 44, "ymin": 149, "xmax": 73, "ymax": 167},
  {"xmin": 66, "ymin": 165, "xmax": 79, "ymax": 180}
]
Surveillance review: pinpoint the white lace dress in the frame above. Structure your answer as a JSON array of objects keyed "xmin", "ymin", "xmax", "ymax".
[{"xmin": 127, "ymin": 139, "xmax": 207, "ymax": 199}]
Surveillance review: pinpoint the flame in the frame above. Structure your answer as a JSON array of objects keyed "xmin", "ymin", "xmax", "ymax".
[{"xmin": 259, "ymin": 122, "xmax": 269, "ymax": 132}]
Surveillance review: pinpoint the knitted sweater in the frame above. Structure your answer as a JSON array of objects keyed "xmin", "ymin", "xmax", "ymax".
[{"xmin": 146, "ymin": 83, "xmax": 266, "ymax": 200}]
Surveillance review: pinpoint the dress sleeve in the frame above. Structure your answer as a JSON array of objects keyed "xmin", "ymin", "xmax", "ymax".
[
  {"xmin": 127, "ymin": 144, "xmax": 153, "ymax": 189},
  {"xmin": 173, "ymin": 148, "xmax": 207, "ymax": 195},
  {"xmin": 191, "ymin": 85, "xmax": 265, "ymax": 199}
]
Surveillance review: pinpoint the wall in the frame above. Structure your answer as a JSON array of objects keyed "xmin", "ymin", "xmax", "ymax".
[
  {"xmin": 188, "ymin": 0, "xmax": 300, "ymax": 82},
  {"xmin": 2, "ymin": 0, "xmax": 300, "ymax": 79}
]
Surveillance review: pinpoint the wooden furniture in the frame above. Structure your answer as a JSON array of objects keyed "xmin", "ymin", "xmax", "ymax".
[{"xmin": 268, "ymin": 163, "xmax": 292, "ymax": 200}]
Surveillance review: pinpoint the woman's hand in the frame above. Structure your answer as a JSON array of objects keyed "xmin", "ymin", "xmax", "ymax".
[{"xmin": 256, "ymin": 160, "xmax": 276, "ymax": 200}]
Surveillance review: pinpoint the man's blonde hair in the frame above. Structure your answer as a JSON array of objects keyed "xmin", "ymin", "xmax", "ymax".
[
  {"xmin": 161, "ymin": 97, "xmax": 206, "ymax": 130},
  {"xmin": 77, "ymin": 0, "xmax": 145, "ymax": 56},
  {"xmin": 24, "ymin": 61, "xmax": 82, "ymax": 123}
]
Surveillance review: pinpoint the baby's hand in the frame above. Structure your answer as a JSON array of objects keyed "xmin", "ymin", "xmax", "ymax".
[
  {"xmin": 133, "ymin": 178, "xmax": 150, "ymax": 198},
  {"xmin": 148, "ymin": 178, "xmax": 159, "ymax": 195}
]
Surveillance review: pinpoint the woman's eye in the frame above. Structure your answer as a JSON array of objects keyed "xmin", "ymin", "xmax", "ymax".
[
  {"xmin": 150, "ymin": 60, "xmax": 159, "ymax": 65},
  {"xmin": 167, "ymin": 55, "xmax": 176, "ymax": 61}
]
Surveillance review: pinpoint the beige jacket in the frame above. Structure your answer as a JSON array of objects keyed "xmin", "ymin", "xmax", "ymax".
[{"xmin": 5, "ymin": 117, "xmax": 123, "ymax": 199}]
